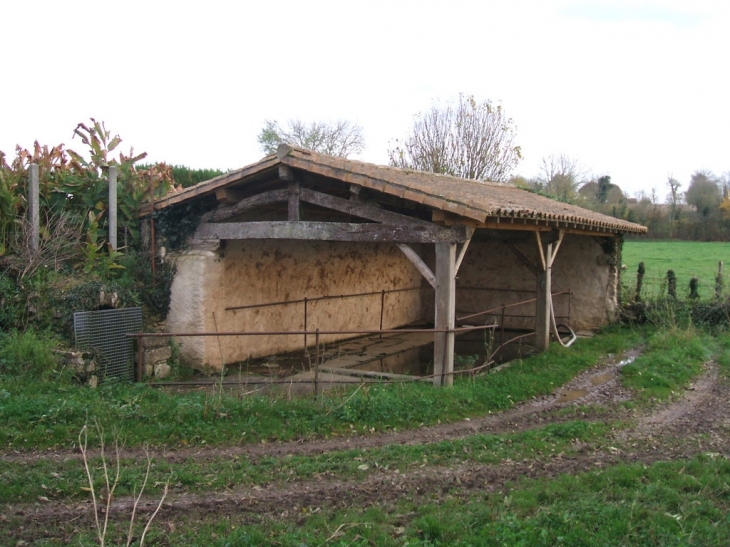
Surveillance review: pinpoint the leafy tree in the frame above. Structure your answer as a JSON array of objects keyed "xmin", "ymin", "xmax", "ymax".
[
  {"xmin": 685, "ymin": 170, "xmax": 721, "ymax": 219},
  {"xmin": 257, "ymin": 119, "xmax": 365, "ymax": 157},
  {"xmin": 388, "ymin": 94, "xmax": 521, "ymax": 183}
]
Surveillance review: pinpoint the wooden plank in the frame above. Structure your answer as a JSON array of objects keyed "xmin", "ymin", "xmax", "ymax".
[
  {"xmin": 434, "ymin": 242, "xmax": 456, "ymax": 387},
  {"xmin": 288, "ymin": 182, "xmax": 301, "ymax": 221},
  {"xmin": 534, "ymin": 231, "xmax": 547, "ymax": 272},
  {"xmin": 317, "ymin": 366, "xmax": 427, "ymax": 381},
  {"xmin": 454, "ymin": 227, "xmax": 475, "ymax": 274},
  {"xmin": 397, "ymin": 244, "xmax": 437, "ymax": 288},
  {"xmin": 548, "ymin": 230, "xmax": 565, "ymax": 268},
  {"xmin": 195, "ymin": 221, "xmax": 465, "ymax": 243},
  {"xmin": 507, "ymin": 243, "xmax": 538, "ymax": 276},
  {"xmin": 299, "ymin": 187, "xmax": 442, "ymax": 231},
  {"xmin": 201, "ymin": 188, "xmax": 288, "ymax": 223},
  {"xmin": 535, "ymin": 243, "xmax": 552, "ymax": 352}
]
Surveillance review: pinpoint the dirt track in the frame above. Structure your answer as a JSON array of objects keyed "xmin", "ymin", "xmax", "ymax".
[{"xmin": 4, "ymin": 349, "xmax": 730, "ymax": 543}]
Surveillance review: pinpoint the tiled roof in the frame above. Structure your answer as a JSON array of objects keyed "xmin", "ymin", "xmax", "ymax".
[{"xmin": 147, "ymin": 145, "xmax": 647, "ymax": 235}]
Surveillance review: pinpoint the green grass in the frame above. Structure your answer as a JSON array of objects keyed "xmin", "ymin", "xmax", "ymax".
[
  {"xmin": 621, "ymin": 328, "xmax": 712, "ymax": 400},
  {"xmin": 43, "ymin": 455, "xmax": 729, "ymax": 547},
  {"xmin": 3, "ymin": 325, "xmax": 727, "ymax": 545},
  {"xmin": 0, "ymin": 327, "xmax": 641, "ymax": 451},
  {"xmin": 622, "ymin": 240, "xmax": 730, "ymax": 300}
]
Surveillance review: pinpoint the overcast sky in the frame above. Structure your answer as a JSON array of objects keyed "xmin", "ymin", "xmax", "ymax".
[{"xmin": 2, "ymin": 0, "xmax": 728, "ymax": 198}]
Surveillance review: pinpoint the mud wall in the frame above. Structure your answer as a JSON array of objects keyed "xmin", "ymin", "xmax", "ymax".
[
  {"xmin": 167, "ymin": 240, "xmax": 425, "ymax": 369},
  {"xmin": 423, "ymin": 233, "xmax": 618, "ymax": 332}
]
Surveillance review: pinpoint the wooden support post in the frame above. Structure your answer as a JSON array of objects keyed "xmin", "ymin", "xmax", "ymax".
[
  {"xmin": 535, "ymin": 245, "xmax": 552, "ymax": 351},
  {"xmin": 28, "ymin": 164, "xmax": 39, "ymax": 255},
  {"xmin": 108, "ymin": 165, "xmax": 118, "ymax": 250},
  {"xmin": 434, "ymin": 242, "xmax": 456, "ymax": 387},
  {"xmin": 535, "ymin": 238, "xmax": 552, "ymax": 352},
  {"xmin": 288, "ymin": 181, "xmax": 301, "ymax": 221},
  {"xmin": 136, "ymin": 335, "xmax": 144, "ymax": 383}
]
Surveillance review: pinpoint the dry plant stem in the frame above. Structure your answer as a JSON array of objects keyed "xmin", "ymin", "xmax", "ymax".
[
  {"xmin": 126, "ymin": 447, "xmax": 152, "ymax": 546},
  {"xmin": 79, "ymin": 425, "xmax": 103, "ymax": 545},
  {"xmin": 79, "ymin": 422, "xmax": 120, "ymax": 547},
  {"xmin": 126, "ymin": 447, "xmax": 170, "ymax": 547},
  {"xmin": 325, "ymin": 382, "xmax": 365, "ymax": 416},
  {"xmin": 138, "ymin": 481, "xmax": 169, "ymax": 547}
]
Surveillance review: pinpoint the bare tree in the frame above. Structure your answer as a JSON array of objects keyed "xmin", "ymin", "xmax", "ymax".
[
  {"xmin": 539, "ymin": 154, "xmax": 585, "ymax": 201},
  {"xmin": 258, "ymin": 119, "xmax": 365, "ymax": 157},
  {"xmin": 387, "ymin": 94, "xmax": 522, "ymax": 183}
]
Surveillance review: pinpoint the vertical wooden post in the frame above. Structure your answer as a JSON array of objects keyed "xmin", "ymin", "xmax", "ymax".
[
  {"xmin": 535, "ymin": 241, "xmax": 552, "ymax": 352},
  {"xmin": 379, "ymin": 290, "xmax": 385, "ymax": 338},
  {"xmin": 136, "ymin": 336, "xmax": 144, "ymax": 382},
  {"xmin": 108, "ymin": 166, "xmax": 118, "ymax": 250},
  {"xmin": 28, "ymin": 163, "xmax": 39, "ymax": 255},
  {"xmin": 434, "ymin": 242, "xmax": 456, "ymax": 387},
  {"xmin": 715, "ymin": 261, "xmax": 723, "ymax": 299},
  {"xmin": 288, "ymin": 182, "xmax": 301, "ymax": 221}
]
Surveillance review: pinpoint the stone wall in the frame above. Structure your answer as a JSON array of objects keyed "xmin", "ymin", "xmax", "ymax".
[
  {"xmin": 439, "ymin": 233, "xmax": 619, "ymax": 331},
  {"xmin": 167, "ymin": 240, "xmax": 425, "ymax": 369}
]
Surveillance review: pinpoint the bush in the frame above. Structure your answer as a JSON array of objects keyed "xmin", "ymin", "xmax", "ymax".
[{"xmin": 0, "ymin": 330, "xmax": 62, "ymax": 378}]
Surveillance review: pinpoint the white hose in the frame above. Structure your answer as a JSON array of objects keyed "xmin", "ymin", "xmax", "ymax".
[{"xmin": 550, "ymin": 294, "xmax": 577, "ymax": 347}]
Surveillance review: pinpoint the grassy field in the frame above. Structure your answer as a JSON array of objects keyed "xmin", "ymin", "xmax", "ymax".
[
  {"xmin": 622, "ymin": 240, "xmax": 730, "ymax": 300},
  {"xmin": 3, "ymin": 325, "xmax": 730, "ymax": 545}
]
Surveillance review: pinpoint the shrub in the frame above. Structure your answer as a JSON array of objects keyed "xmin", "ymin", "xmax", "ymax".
[{"xmin": 0, "ymin": 330, "xmax": 62, "ymax": 378}]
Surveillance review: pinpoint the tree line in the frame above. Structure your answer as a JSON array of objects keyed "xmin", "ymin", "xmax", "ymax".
[{"xmin": 260, "ymin": 95, "xmax": 728, "ymax": 242}]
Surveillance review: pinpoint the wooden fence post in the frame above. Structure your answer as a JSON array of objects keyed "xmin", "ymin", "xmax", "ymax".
[
  {"xmin": 108, "ymin": 165, "xmax": 118, "ymax": 250},
  {"xmin": 28, "ymin": 164, "xmax": 39, "ymax": 254}
]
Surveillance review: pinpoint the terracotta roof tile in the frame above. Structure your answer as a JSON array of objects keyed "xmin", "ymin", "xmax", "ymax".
[{"xmin": 146, "ymin": 145, "xmax": 647, "ymax": 235}]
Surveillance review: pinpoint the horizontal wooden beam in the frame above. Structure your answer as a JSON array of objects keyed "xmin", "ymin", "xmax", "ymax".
[
  {"xmin": 195, "ymin": 221, "xmax": 467, "ymax": 243},
  {"xmin": 201, "ymin": 188, "xmax": 288, "ymax": 223}
]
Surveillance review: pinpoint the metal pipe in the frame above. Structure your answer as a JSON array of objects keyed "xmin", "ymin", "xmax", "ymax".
[
  {"xmin": 456, "ymin": 290, "xmax": 572, "ymax": 322},
  {"xmin": 127, "ymin": 325, "xmax": 498, "ymax": 339},
  {"xmin": 225, "ymin": 286, "xmax": 421, "ymax": 312}
]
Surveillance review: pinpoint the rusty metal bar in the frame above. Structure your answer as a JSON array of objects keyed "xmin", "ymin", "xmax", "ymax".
[
  {"xmin": 500, "ymin": 305, "xmax": 505, "ymax": 344},
  {"xmin": 457, "ymin": 290, "xmax": 571, "ymax": 323},
  {"xmin": 458, "ymin": 286, "xmax": 537, "ymax": 293},
  {"xmin": 379, "ymin": 290, "xmax": 385, "ymax": 339},
  {"xmin": 225, "ymin": 286, "xmax": 421, "ymax": 312},
  {"xmin": 128, "ymin": 324, "xmax": 498, "ymax": 339},
  {"xmin": 488, "ymin": 331, "xmax": 535, "ymax": 364}
]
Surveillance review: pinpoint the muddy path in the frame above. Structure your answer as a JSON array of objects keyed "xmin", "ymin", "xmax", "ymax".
[{"xmin": 4, "ymin": 349, "xmax": 730, "ymax": 543}]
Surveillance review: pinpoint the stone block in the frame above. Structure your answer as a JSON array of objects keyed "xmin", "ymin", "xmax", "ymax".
[
  {"xmin": 145, "ymin": 346, "xmax": 172, "ymax": 364},
  {"xmin": 154, "ymin": 363, "xmax": 171, "ymax": 378}
]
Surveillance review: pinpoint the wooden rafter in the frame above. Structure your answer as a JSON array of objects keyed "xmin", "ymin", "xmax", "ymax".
[
  {"xmin": 396, "ymin": 244, "xmax": 436, "ymax": 288},
  {"xmin": 201, "ymin": 188, "xmax": 288, "ymax": 223}
]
